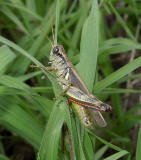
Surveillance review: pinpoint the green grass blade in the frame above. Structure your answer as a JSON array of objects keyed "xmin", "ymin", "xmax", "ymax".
[
  {"xmin": 103, "ymin": 150, "xmax": 129, "ymax": 160},
  {"xmin": 94, "ymin": 146, "xmax": 108, "ymax": 160},
  {"xmin": 18, "ymin": 71, "xmax": 42, "ymax": 81},
  {"xmin": 0, "ymin": 155, "xmax": 9, "ymax": 160},
  {"xmin": 0, "ymin": 45, "xmax": 16, "ymax": 74},
  {"xmin": 94, "ymin": 134, "xmax": 123, "ymax": 152},
  {"xmin": 0, "ymin": 75, "xmax": 38, "ymax": 96},
  {"xmin": 99, "ymin": 38, "xmax": 141, "ymax": 56},
  {"xmin": 0, "ymin": 97, "xmax": 43, "ymax": 149},
  {"xmin": 0, "ymin": 36, "xmax": 61, "ymax": 90},
  {"xmin": 83, "ymin": 131, "xmax": 94, "ymax": 160},
  {"xmin": 1, "ymin": 6, "xmax": 29, "ymax": 35},
  {"xmin": 3, "ymin": 2, "xmax": 42, "ymax": 20},
  {"xmin": 0, "ymin": 36, "xmax": 42, "ymax": 65},
  {"xmin": 109, "ymin": 2, "xmax": 136, "ymax": 42},
  {"xmin": 102, "ymin": 88, "xmax": 141, "ymax": 94},
  {"xmin": 37, "ymin": 103, "xmax": 64, "ymax": 160},
  {"xmin": 79, "ymin": 0, "xmax": 99, "ymax": 92},
  {"xmin": 94, "ymin": 56, "xmax": 141, "ymax": 93},
  {"xmin": 136, "ymin": 125, "xmax": 141, "ymax": 160}
]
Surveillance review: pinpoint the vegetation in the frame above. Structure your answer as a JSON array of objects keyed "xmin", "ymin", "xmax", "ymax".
[{"xmin": 0, "ymin": 0, "xmax": 141, "ymax": 159}]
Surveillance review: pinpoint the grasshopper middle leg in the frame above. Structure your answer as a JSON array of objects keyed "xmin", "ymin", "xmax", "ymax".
[{"xmin": 53, "ymin": 84, "xmax": 71, "ymax": 101}]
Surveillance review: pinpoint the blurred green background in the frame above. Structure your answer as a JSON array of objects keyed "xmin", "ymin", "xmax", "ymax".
[{"xmin": 0, "ymin": 0, "xmax": 141, "ymax": 160}]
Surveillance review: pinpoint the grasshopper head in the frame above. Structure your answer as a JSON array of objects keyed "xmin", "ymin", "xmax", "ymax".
[{"xmin": 50, "ymin": 45, "xmax": 65, "ymax": 61}]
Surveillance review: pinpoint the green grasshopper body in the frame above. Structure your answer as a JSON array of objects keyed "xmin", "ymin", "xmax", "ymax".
[{"xmin": 49, "ymin": 45, "xmax": 112, "ymax": 128}]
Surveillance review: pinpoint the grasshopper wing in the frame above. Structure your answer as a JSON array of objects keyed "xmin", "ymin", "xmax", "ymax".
[
  {"xmin": 90, "ymin": 109, "xmax": 107, "ymax": 127},
  {"xmin": 69, "ymin": 66, "xmax": 89, "ymax": 94},
  {"xmin": 68, "ymin": 67, "xmax": 107, "ymax": 127}
]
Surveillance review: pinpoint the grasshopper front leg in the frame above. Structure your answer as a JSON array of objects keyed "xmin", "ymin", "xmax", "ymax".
[
  {"xmin": 30, "ymin": 64, "xmax": 56, "ymax": 72},
  {"xmin": 31, "ymin": 65, "xmax": 56, "ymax": 79},
  {"xmin": 31, "ymin": 65, "xmax": 71, "ymax": 101}
]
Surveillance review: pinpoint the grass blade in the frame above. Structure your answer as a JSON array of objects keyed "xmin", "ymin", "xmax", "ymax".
[
  {"xmin": 37, "ymin": 103, "xmax": 64, "ymax": 160},
  {"xmin": 136, "ymin": 125, "xmax": 141, "ymax": 160},
  {"xmin": 79, "ymin": 0, "xmax": 99, "ymax": 92},
  {"xmin": 94, "ymin": 56, "xmax": 141, "ymax": 93}
]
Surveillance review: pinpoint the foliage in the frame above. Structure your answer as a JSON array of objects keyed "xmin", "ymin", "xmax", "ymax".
[{"xmin": 0, "ymin": 0, "xmax": 141, "ymax": 159}]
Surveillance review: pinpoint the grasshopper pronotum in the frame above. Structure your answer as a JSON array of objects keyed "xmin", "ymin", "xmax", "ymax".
[{"xmin": 31, "ymin": 17, "xmax": 112, "ymax": 129}]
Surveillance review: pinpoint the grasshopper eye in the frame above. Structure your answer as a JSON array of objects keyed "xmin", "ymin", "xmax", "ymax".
[{"xmin": 53, "ymin": 46, "xmax": 59, "ymax": 54}]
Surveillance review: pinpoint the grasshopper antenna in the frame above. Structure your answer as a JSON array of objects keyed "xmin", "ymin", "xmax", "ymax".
[
  {"xmin": 50, "ymin": 9, "xmax": 56, "ymax": 45},
  {"xmin": 31, "ymin": 17, "xmax": 53, "ymax": 47}
]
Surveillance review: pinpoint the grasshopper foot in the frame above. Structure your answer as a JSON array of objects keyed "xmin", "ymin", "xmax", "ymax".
[
  {"xmin": 41, "ymin": 75, "xmax": 46, "ymax": 79},
  {"xmin": 53, "ymin": 97, "xmax": 57, "ymax": 102},
  {"xmin": 30, "ymin": 64, "xmax": 35, "ymax": 68}
]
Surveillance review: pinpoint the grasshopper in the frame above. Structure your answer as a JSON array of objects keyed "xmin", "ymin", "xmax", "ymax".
[{"xmin": 31, "ymin": 18, "xmax": 112, "ymax": 129}]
